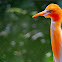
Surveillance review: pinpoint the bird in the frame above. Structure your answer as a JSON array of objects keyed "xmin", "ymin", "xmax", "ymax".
[{"xmin": 32, "ymin": 3, "xmax": 62, "ymax": 62}]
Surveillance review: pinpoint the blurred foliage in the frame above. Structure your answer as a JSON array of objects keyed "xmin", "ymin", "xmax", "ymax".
[{"xmin": 0, "ymin": 0, "xmax": 62, "ymax": 62}]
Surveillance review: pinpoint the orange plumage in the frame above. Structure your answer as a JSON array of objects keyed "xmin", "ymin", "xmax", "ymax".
[{"xmin": 32, "ymin": 3, "xmax": 62, "ymax": 62}]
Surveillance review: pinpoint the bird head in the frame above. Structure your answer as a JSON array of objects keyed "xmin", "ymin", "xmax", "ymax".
[{"xmin": 32, "ymin": 4, "xmax": 62, "ymax": 21}]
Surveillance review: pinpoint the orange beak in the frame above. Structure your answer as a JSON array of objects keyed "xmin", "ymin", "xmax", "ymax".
[{"xmin": 32, "ymin": 10, "xmax": 49, "ymax": 18}]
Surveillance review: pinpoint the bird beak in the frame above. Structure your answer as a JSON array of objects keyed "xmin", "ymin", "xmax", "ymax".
[{"xmin": 32, "ymin": 10, "xmax": 49, "ymax": 18}]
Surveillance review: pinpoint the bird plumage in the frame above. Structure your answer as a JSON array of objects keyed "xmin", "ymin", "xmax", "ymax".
[{"xmin": 32, "ymin": 3, "xmax": 62, "ymax": 62}]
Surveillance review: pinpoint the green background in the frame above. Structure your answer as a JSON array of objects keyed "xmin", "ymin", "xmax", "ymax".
[{"xmin": 0, "ymin": 0, "xmax": 62, "ymax": 62}]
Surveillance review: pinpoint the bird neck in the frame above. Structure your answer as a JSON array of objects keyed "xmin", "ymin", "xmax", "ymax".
[
  {"xmin": 51, "ymin": 18, "xmax": 61, "ymax": 28},
  {"xmin": 50, "ymin": 18, "xmax": 61, "ymax": 59},
  {"xmin": 50, "ymin": 18, "xmax": 61, "ymax": 40}
]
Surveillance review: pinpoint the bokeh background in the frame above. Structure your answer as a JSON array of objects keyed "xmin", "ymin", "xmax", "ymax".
[{"xmin": 0, "ymin": 0, "xmax": 62, "ymax": 62}]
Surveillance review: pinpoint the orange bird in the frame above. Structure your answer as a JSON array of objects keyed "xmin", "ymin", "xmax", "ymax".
[{"xmin": 32, "ymin": 4, "xmax": 62, "ymax": 62}]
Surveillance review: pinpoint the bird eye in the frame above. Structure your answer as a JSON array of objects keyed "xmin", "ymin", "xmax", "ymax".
[
  {"xmin": 47, "ymin": 9, "xmax": 52, "ymax": 13},
  {"xmin": 49, "ymin": 9, "xmax": 52, "ymax": 13}
]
